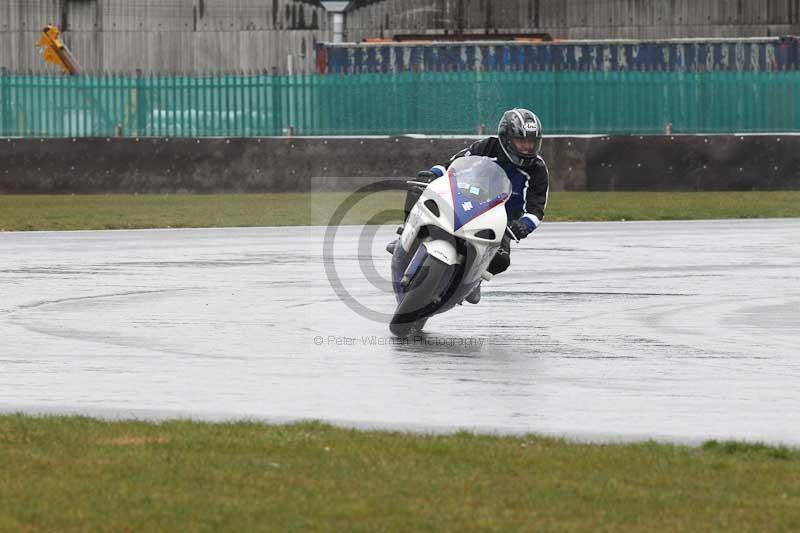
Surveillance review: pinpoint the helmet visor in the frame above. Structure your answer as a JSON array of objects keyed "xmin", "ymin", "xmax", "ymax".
[{"xmin": 510, "ymin": 136, "xmax": 539, "ymax": 157}]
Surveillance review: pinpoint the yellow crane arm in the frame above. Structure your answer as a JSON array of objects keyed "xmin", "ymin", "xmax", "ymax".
[{"xmin": 37, "ymin": 25, "xmax": 81, "ymax": 75}]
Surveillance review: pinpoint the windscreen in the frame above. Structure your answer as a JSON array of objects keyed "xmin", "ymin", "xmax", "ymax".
[
  {"xmin": 446, "ymin": 156, "xmax": 511, "ymax": 230},
  {"xmin": 448, "ymin": 156, "xmax": 512, "ymax": 203}
]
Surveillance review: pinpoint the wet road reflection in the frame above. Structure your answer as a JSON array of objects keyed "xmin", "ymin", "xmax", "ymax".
[{"xmin": 0, "ymin": 219, "xmax": 798, "ymax": 444}]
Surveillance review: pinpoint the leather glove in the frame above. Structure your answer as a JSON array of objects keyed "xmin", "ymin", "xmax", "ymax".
[
  {"xmin": 507, "ymin": 218, "xmax": 534, "ymax": 240},
  {"xmin": 416, "ymin": 170, "xmax": 437, "ymax": 183}
]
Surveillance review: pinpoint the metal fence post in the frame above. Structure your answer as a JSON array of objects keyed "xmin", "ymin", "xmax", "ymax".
[
  {"xmin": 0, "ymin": 67, "xmax": 10, "ymax": 136},
  {"xmin": 134, "ymin": 68, "xmax": 145, "ymax": 136}
]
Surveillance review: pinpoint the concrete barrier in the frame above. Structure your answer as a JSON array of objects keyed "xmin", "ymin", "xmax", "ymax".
[
  {"xmin": 1, "ymin": 135, "xmax": 798, "ymax": 194},
  {"xmin": 584, "ymin": 135, "xmax": 800, "ymax": 191}
]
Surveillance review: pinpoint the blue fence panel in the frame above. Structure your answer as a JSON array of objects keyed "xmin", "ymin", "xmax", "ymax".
[{"xmin": 318, "ymin": 38, "xmax": 800, "ymax": 74}]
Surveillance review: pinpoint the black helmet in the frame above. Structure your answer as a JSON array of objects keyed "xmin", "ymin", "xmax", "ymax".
[{"xmin": 498, "ymin": 108, "xmax": 543, "ymax": 167}]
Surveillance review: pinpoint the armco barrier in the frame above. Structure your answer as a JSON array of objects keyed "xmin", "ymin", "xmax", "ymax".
[{"xmin": 1, "ymin": 136, "xmax": 799, "ymax": 194}]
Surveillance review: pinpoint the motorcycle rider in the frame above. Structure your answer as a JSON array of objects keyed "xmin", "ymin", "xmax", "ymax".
[{"xmin": 400, "ymin": 108, "xmax": 550, "ymax": 304}]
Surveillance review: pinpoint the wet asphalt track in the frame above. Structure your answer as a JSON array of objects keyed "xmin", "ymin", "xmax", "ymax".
[{"xmin": 0, "ymin": 219, "xmax": 799, "ymax": 444}]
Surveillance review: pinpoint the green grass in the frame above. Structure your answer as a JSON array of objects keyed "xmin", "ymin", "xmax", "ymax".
[
  {"xmin": 0, "ymin": 415, "xmax": 798, "ymax": 531},
  {"xmin": 548, "ymin": 191, "xmax": 800, "ymax": 222},
  {"xmin": 0, "ymin": 193, "xmax": 385, "ymax": 231},
  {"xmin": 0, "ymin": 191, "xmax": 797, "ymax": 231}
]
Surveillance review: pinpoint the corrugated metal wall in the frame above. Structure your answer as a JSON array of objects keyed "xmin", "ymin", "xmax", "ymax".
[
  {"xmin": 346, "ymin": 0, "xmax": 800, "ymax": 41},
  {"xmin": 0, "ymin": 0, "xmax": 328, "ymax": 74},
  {"xmin": 5, "ymin": 0, "xmax": 800, "ymax": 75}
]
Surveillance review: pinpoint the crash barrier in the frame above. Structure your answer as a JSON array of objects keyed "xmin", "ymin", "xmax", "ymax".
[
  {"xmin": 1, "ymin": 71, "xmax": 800, "ymax": 138},
  {"xmin": 1, "ymin": 135, "xmax": 798, "ymax": 194}
]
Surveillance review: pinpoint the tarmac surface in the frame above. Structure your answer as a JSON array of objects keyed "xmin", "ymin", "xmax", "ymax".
[{"xmin": 1, "ymin": 219, "xmax": 798, "ymax": 444}]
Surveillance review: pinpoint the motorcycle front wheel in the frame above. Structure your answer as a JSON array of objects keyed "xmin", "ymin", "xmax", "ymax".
[{"xmin": 389, "ymin": 254, "xmax": 454, "ymax": 337}]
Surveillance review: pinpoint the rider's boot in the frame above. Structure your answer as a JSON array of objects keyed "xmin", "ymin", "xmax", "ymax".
[{"xmin": 386, "ymin": 224, "xmax": 404, "ymax": 254}]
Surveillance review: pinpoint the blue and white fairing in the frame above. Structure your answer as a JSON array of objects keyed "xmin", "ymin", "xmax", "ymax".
[
  {"xmin": 392, "ymin": 156, "xmax": 512, "ymax": 306},
  {"xmin": 399, "ymin": 157, "xmax": 511, "ymax": 254}
]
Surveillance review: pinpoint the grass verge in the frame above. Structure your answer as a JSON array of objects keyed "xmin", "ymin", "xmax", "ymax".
[
  {"xmin": 0, "ymin": 191, "xmax": 798, "ymax": 231},
  {"xmin": 0, "ymin": 414, "xmax": 799, "ymax": 531}
]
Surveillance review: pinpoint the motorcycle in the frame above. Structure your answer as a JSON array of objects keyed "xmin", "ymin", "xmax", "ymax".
[{"xmin": 387, "ymin": 156, "xmax": 513, "ymax": 336}]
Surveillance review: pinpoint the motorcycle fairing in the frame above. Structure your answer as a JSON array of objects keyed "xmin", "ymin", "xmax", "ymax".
[{"xmin": 448, "ymin": 168, "xmax": 509, "ymax": 232}]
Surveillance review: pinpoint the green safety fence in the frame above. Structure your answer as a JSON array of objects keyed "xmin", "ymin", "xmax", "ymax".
[{"xmin": 0, "ymin": 71, "xmax": 798, "ymax": 137}]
